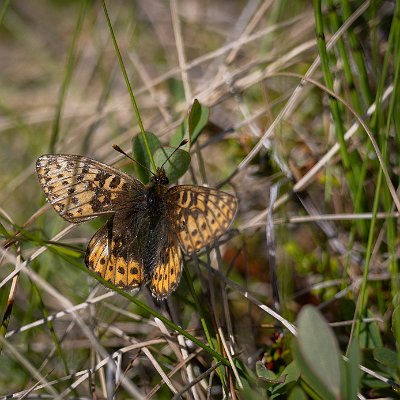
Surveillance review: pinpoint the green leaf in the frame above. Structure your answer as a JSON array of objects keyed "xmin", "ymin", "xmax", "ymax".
[
  {"xmin": 188, "ymin": 98, "xmax": 209, "ymax": 144},
  {"xmin": 256, "ymin": 361, "xmax": 286, "ymax": 386},
  {"xmin": 362, "ymin": 372, "xmax": 390, "ymax": 389},
  {"xmin": 287, "ymin": 385, "xmax": 308, "ymax": 400},
  {"xmin": 271, "ymin": 360, "xmax": 301, "ymax": 393},
  {"xmin": 153, "ymin": 147, "xmax": 190, "ymax": 183},
  {"xmin": 343, "ymin": 339, "xmax": 361, "ymax": 400},
  {"xmin": 170, "ymin": 118, "xmax": 188, "ymax": 148},
  {"xmin": 294, "ymin": 305, "xmax": 342, "ymax": 400},
  {"xmin": 373, "ymin": 347, "xmax": 400, "ymax": 369},
  {"xmin": 48, "ymin": 244, "xmax": 82, "ymax": 258},
  {"xmin": 132, "ymin": 132, "xmax": 161, "ymax": 183},
  {"xmin": 291, "ymin": 340, "xmax": 333, "ymax": 400},
  {"xmin": 170, "ymin": 99, "xmax": 209, "ymax": 148}
]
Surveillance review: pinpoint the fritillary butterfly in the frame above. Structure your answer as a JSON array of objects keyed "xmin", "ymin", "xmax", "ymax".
[{"xmin": 36, "ymin": 152, "xmax": 237, "ymax": 300}]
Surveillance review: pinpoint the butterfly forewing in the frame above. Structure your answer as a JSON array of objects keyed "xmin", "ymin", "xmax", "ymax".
[
  {"xmin": 167, "ymin": 185, "xmax": 237, "ymax": 254},
  {"xmin": 36, "ymin": 154, "xmax": 145, "ymax": 223}
]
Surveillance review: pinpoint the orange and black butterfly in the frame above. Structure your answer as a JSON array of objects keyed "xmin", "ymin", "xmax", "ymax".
[{"xmin": 36, "ymin": 150, "xmax": 237, "ymax": 300}]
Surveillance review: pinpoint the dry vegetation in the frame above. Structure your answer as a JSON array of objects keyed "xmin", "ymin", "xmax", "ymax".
[{"xmin": 0, "ymin": 0, "xmax": 399, "ymax": 399}]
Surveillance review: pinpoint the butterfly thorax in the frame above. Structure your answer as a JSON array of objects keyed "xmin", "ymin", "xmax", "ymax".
[{"xmin": 146, "ymin": 183, "xmax": 168, "ymax": 212}]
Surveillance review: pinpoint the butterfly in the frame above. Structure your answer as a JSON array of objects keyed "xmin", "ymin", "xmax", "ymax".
[{"xmin": 36, "ymin": 151, "xmax": 237, "ymax": 300}]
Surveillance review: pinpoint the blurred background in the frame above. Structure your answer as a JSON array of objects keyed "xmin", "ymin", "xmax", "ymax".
[{"xmin": 0, "ymin": 0, "xmax": 399, "ymax": 398}]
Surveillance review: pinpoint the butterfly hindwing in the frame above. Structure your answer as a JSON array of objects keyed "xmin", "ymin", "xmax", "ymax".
[
  {"xmin": 36, "ymin": 154, "xmax": 145, "ymax": 223},
  {"xmin": 85, "ymin": 215, "xmax": 146, "ymax": 289},
  {"xmin": 149, "ymin": 233, "xmax": 182, "ymax": 300},
  {"xmin": 167, "ymin": 185, "xmax": 237, "ymax": 254}
]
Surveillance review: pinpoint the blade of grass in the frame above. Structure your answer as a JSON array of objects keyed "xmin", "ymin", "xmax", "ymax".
[
  {"xmin": 313, "ymin": 0, "xmax": 359, "ymax": 201},
  {"xmin": 101, "ymin": 0, "xmax": 156, "ymax": 172},
  {"xmin": 326, "ymin": 0, "xmax": 370, "ymax": 239},
  {"xmin": 353, "ymin": 0, "xmax": 400, "ymax": 338},
  {"xmin": 49, "ymin": 0, "xmax": 88, "ymax": 153}
]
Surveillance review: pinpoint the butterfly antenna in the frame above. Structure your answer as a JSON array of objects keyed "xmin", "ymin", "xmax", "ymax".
[
  {"xmin": 112, "ymin": 144, "xmax": 156, "ymax": 176},
  {"xmin": 160, "ymin": 139, "xmax": 188, "ymax": 169}
]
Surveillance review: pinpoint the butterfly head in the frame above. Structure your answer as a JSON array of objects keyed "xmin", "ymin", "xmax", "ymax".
[{"xmin": 151, "ymin": 167, "xmax": 169, "ymax": 186}]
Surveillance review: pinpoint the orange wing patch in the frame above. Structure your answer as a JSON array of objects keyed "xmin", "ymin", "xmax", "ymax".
[
  {"xmin": 85, "ymin": 218, "xmax": 144, "ymax": 290},
  {"xmin": 36, "ymin": 154, "xmax": 143, "ymax": 223},
  {"xmin": 149, "ymin": 236, "xmax": 182, "ymax": 300},
  {"xmin": 167, "ymin": 186, "xmax": 237, "ymax": 254}
]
